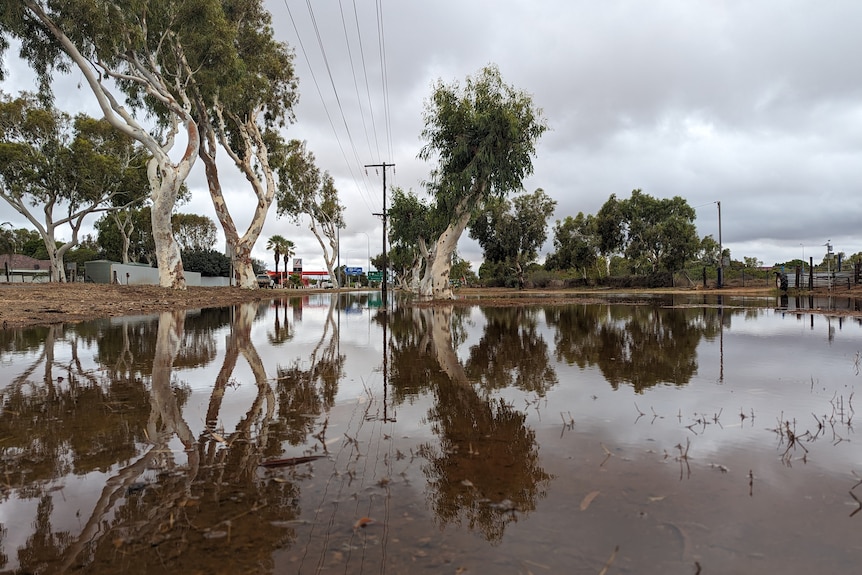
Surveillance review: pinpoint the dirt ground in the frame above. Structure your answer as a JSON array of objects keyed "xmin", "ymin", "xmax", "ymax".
[
  {"xmin": 1, "ymin": 282, "xmax": 860, "ymax": 329},
  {"xmin": 0, "ymin": 283, "xmax": 282, "ymax": 329}
]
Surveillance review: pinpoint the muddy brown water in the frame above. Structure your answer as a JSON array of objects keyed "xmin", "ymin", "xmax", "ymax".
[{"xmin": 1, "ymin": 292, "xmax": 861, "ymax": 574}]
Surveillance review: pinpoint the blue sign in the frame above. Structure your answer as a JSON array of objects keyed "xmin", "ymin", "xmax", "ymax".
[{"xmin": 345, "ymin": 267, "xmax": 363, "ymax": 276}]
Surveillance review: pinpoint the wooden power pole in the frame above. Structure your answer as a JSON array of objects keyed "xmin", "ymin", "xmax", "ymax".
[{"xmin": 366, "ymin": 162, "xmax": 395, "ymax": 308}]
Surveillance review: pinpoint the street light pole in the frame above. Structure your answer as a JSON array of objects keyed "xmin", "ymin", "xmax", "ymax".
[
  {"xmin": 717, "ymin": 201, "xmax": 723, "ymax": 288},
  {"xmin": 800, "ymin": 243, "xmax": 805, "ymax": 272}
]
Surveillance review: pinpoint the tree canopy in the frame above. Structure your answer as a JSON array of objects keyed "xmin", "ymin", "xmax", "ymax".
[
  {"xmin": 0, "ymin": 92, "xmax": 148, "ymax": 281},
  {"xmin": 595, "ymin": 189, "xmax": 699, "ymax": 274},
  {"xmin": 276, "ymin": 139, "xmax": 345, "ymax": 287},
  {"xmin": 469, "ymin": 188, "xmax": 556, "ymax": 288},
  {"xmin": 544, "ymin": 212, "xmax": 600, "ymax": 278},
  {"xmin": 411, "ymin": 64, "xmax": 547, "ymax": 299}
]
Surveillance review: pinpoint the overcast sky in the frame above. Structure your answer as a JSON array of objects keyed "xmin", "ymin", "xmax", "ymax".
[{"xmin": 3, "ymin": 1, "xmax": 862, "ymax": 272}]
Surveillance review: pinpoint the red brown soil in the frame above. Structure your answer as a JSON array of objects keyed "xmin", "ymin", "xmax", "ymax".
[{"xmin": 2, "ymin": 283, "xmax": 860, "ymax": 329}]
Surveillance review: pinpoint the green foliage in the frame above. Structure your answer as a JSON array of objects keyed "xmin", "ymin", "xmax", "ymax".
[
  {"xmin": 528, "ymin": 268, "xmax": 554, "ymax": 288},
  {"xmin": 172, "ymin": 213, "xmax": 218, "ymax": 252},
  {"xmin": 470, "ymin": 188, "xmax": 556, "ymax": 287},
  {"xmin": 420, "ymin": 65, "xmax": 548, "ymax": 214},
  {"xmin": 595, "ymin": 190, "xmax": 700, "ymax": 274},
  {"xmin": 266, "ymin": 234, "xmax": 294, "ymax": 281},
  {"xmin": 478, "ymin": 260, "xmax": 517, "ymax": 288},
  {"xmin": 275, "ymin": 139, "xmax": 344, "ymax": 283},
  {"xmin": 0, "ymin": 222, "xmax": 17, "ymax": 254},
  {"xmin": 743, "ymin": 256, "xmax": 763, "ymax": 269},
  {"xmin": 181, "ymin": 249, "xmax": 230, "ymax": 277},
  {"xmin": 544, "ymin": 212, "xmax": 599, "ymax": 277},
  {"xmin": 449, "ymin": 254, "xmax": 477, "ymax": 285},
  {"xmin": 388, "ymin": 187, "xmax": 434, "ymax": 253},
  {"xmin": 697, "ymin": 235, "xmax": 721, "ymax": 266},
  {"xmin": 251, "ymin": 258, "xmax": 267, "ymax": 274},
  {"xmin": 0, "ymin": 92, "xmax": 150, "ymax": 280},
  {"xmin": 276, "ymin": 140, "xmax": 344, "ymax": 228},
  {"xmin": 64, "ymin": 236, "xmax": 102, "ymax": 273}
]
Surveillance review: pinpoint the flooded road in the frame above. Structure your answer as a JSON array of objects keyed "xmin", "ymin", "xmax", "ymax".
[{"xmin": 1, "ymin": 292, "xmax": 861, "ymax": 574}]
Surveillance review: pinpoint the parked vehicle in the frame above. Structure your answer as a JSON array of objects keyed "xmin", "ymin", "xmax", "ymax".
[{"xmin": 257, "ymin": 274, "xmax": 274, "ymax": 288}]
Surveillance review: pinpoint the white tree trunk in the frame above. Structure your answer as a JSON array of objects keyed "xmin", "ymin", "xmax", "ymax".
[
  {"xmin": 204, "ymin": 106, "xmax": 277, "ymax": 289},
  {"xmin": 308, "ymin": 218, "xmax": 339, "ymax": 288},
  {"xmin": 110, "ymin": 211, "xmax": 134, "ymax": 264},
  {"xmin": 418, "ymin": 238, "xmax": 435, "ymax": 296},
  {"xmin": 232, "ymin": 243, "xmax": 258, "ymax": 289},
  {"xmin": 150, "ymin": 172, "xmax": 186, "ymax": 289},
  {"xmin": 427, "ymin": 209, "xmax": 472, "ymax": 300},
  {"xmin": 425, "ymin": 306, "xmax": 470, "ymax": 385},
  {"xmin": 25, "ymin": 1, "xmax": 197, "ymax": 289}
]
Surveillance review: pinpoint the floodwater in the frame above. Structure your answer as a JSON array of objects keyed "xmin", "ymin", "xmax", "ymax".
[{"xmin": 1, "ymin": 292, "xmax": 861, "ymax": 574}]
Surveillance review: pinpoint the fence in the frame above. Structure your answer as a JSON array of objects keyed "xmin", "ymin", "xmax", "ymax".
[{"xmin": 679, "ymin": 263, "xmax": 862, "ymax": 290}]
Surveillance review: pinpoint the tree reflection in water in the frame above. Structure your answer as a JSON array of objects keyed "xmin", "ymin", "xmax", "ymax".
[
  {"xmin": 0, "ymin": 303, "xmax": 320, "ymax": 574},
  {"xmin": 464, "ymin": 306, "xmax": 558, "ymax": 395},
  {"xmin": 545, "ymin": 303, "xmax": 721, "ymax": 391},
  {"xmin": 388, "ymin": 304, "xmax": 552, "ymax": 543},
  {"xmin": 275, "ymin": 296, "xmax": 344, "ymax": 447}
]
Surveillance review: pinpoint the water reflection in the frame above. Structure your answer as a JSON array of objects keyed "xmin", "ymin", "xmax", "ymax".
[
  {"xmin": 0, "ymin": 305, "xmax": 306, "ymax": 574},
  {"xmin": 546, "ymin": 303, "xmax": 721, "ymax": 391},
  {"xmin": 388, "ymin": 304, "xmax": 552, "ymax": 542},
  {"xmin": 2, "ymin": 293, "xmax": 862, "ymax": 573}
]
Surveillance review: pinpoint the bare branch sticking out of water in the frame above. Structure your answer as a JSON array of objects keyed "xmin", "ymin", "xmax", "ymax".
[
  {"xmin": 634, "ymin": 402, "xmax": 645, "ymax": 424},
  {"xmin": 675, "ymin": 438, "xmax": 692, "ymax": 480},
  {"xmin": 849, "ymin": 490, "xmax": 862, "ymax": 518},
  {"xmin": 560, "ymin": 411, "xmax": 575, "ymax": 437},
  {"xmin": 600, "ymin": 443, "xmax": 614, "ymax": 467}
]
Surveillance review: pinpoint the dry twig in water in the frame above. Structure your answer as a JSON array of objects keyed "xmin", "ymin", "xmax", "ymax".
[{"xmin": 597, "ymin": 545, "xmax": 619, "ymax": 575}]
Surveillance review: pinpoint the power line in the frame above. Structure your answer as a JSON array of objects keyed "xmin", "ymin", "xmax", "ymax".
[
  {"xmin": 283, "ymin": 0, "xmax": 377, "ymax": 215},
  {"xmin": 282, "ymin": 1, "xmax": 395, "ymax": 215},
  {"xmin": 353, "ymin": 0, "xmax": 382, "ymax": 163},
  {"xmin": 339, "ymin": 0, "xmax": 375, "ymax": 166},
  {"xmin": 375, "ymin": 0, "xmax": 394, "ymax": 171}
]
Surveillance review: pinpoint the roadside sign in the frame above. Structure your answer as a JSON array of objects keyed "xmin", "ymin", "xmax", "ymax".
[
  {"xmin": 345, "ymin": 267, "xmax": 363, "ymax": 276},
  {"xmin": 368, "ymin": 271, "xmax": 383, "ymax": 281}
]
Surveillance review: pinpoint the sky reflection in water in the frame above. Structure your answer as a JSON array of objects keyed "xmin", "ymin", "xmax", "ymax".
[{"xmin": 0, "ymin": 292, "xmax": 860, "ymax": 574}]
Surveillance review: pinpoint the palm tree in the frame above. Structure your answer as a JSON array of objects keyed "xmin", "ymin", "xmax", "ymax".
[{"xmin": 266, "ymin": 235, "xmax": 294, "ymax": 286}]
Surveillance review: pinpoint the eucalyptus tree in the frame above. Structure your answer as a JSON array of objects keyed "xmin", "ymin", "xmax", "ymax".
[
  {"xmin": 95, "ymin": 206, "xmax": 156, "ymax": 264},
  {"xmin": 0, "ymin": 221, "xmax": 16, "ymax": 255},
  {"xmin": 276, "ymin": 139, "xmax": 345, "ymax": 288},
  {"xmin": 0, "ymin": 1, "xmax": 239, "ymax": 288},
  {"xmin": 387, "ymin": 187, "xmax": 435, "ymax": 290},
  {"xmin": 418, "ymin": 65, "xmax": 547, "ymax": 299},
  {"xmin": 469, "ymin": 188, "xmax": 556, "ymax": 289},
  {"xmin": 0, "ymin": 94, "xmax": 148, "ymax": 281},
  {"xmin": 544, "ymin": 212, "xmax": 601, "ymax": 278},
  {"xmin": 171, "ymin": 213, "xmax": 217, "ymax": 252},
  {"xmin": 596, "ymin": 189, "xmax": 699, "ymax": 275},
  {"xmin": 186, "ymin": 0, "xmax": 299, "ymax": 288}
]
